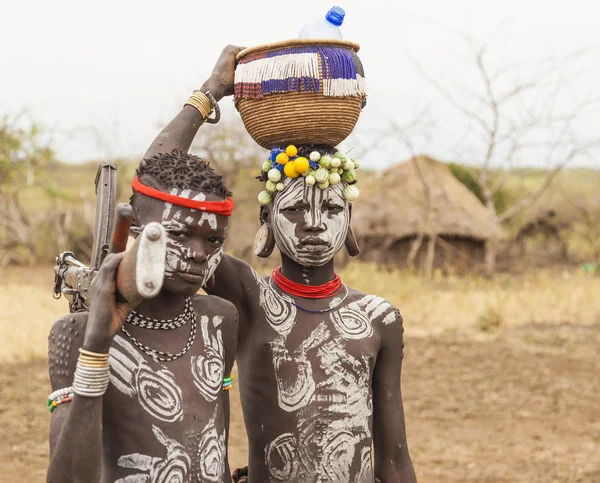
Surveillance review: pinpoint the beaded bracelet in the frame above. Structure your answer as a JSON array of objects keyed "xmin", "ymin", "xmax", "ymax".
[
  {"xmin": 222, "ymin": 374, "xmax": 234, "ymax": 391},
  {"xmin": 47, "ymin": 387, "xmax": 74, "ymax": 413}
]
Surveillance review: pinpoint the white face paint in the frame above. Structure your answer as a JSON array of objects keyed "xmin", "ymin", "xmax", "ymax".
[
  {"xmin": 271, "ymin": 178, "xmax": 349, "ymax": 267},
  {"xmin": 155, "ymin": 188, "xmax": 227, "ymax": 290},
  {"xmin": 110, "ymin": 336, "xmax": 184, "ymax": 423}
]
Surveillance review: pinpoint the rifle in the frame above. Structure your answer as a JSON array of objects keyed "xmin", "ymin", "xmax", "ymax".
[{"xmin": 53, "ymin": 163, "xmax": 166, "ymax": 312}]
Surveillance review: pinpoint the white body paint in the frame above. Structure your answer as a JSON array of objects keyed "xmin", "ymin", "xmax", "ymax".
[
  {"xmin": 109, "ymin": 328, "xmax": 228, "ymax": 482},
  {"xmin": 115, "ymin": 425, "xmax": 191, "ymax": 482},
  {"xmin": 110, "ymin": 336, "xmax": 184, "ymax": 423},
  {"xmin": 272, "ymin": 178, "xmax": 349, "ymax": 267},
  {"xmin": 195, "ymin": 406, "xmax": 227, "ymax": 482},
  {"xmin": 254, "ymin": 270, "xmax": 297, "ymax": 337},
  {"xmin": 191, "ymin": 316, "xmax": 225, "ymax": 403},
  {"xmin": 259, "ymin": 289, "xmax": 400, "ymax": 482}
]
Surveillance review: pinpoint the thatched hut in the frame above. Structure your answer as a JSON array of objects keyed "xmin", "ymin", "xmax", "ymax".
[{"xmin": 352, "ymin": 156, "xmax": 500, "ymax": 273}]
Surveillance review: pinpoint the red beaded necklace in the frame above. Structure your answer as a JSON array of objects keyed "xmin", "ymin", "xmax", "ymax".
[{"xmin": 271, "ymin": 267, "xmax": 343, "ymax": 299}]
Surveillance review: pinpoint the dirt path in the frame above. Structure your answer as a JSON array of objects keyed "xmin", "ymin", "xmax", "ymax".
[{"xmin": 2, "ymin": 329, "xmax": 599, "ymax": 482}]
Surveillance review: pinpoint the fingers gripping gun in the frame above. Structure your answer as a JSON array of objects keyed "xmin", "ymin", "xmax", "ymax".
[{"xmin": 53, "ymin": 163, "xmax": 167, "ymax": 312}]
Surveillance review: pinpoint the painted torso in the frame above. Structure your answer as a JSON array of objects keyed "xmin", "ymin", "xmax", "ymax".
[
  {"xmin": 50, "ymin": 296, "xmax": 236, "ymax": 483},
  {"xmin": 236, "ymin": 270, "xmax": 399, "ymax": 483},
  {"xmin": 103, "ymin": 314, "xmax": 226, "ymax": 483}
]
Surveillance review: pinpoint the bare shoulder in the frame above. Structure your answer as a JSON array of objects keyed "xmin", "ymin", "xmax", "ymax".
[
  {"xmin": 48, "ymin": 312, "xmax": 89, "ymax": 391},
  {"xmin": 192, "ymin": 294, "xmax": 238, "ymax": 318},
  {"xmin": 191, "ymin": 294, "xmax": 239, "ymax": 339},
  {"xmin": 345, "ymin": 286, "xmax": 404, "ymax": 329}
]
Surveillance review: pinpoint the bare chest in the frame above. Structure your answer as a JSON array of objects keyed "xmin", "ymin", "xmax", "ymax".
[{"xmin": 101, "ymin": 326, "xmax": 228, "ymax": 482}]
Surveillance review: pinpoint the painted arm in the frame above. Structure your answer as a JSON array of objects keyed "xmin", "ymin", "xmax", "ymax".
[
  {"xmin": 47, "ymin": 254, "xmax": 130, "ymax": 483},
  {"xmin": 142, "ymin": 45, "xmax": 256, "ymax": 326},
  {"xmin": 372, "ymin": 309, "xmax": 417, "ymax": 483},
  {"xmin": 143, "ymin": 45, "xmax": 244, "ymax": 159}
]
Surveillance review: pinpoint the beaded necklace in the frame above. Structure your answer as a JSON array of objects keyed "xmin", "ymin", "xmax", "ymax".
[
  {"xmin": 121, "ymin": 307, "xmax": 197, "ymax": 362},
  {"xmin": 271, "ymin": 267, "xmax": 343, "ymax": 298},
  {"xmin": 269, "ymin": 277, "xmax": 349, "ymax": 313},
  {"xmin": 127, "ymin": 296, "xmax": 193, "ymax": 330}
]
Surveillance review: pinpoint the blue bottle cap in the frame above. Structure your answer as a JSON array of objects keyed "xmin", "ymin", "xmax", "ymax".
[{"xmin": 326, "ymin": 6, "xmax": 345, "ymax": 26}]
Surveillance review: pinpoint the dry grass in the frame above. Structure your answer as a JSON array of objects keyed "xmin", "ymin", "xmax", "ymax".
[
  {"xmin": 342, "ymin": 264, "xmax": 600, "ymax": 335},
  {"xmin": 2, "ymin": 263, "xmax": 599, "ymax": 362},
  {"xmin": 1, "ymin": 266, "xmax": 66, "ymax": 362},
  {"xmin": 1, "ymin": 263, "xmax": 599, "ymax": 482}
]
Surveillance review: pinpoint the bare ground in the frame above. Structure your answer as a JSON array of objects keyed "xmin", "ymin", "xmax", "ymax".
[{"xmin": 1, "ymin": 325, "xmax": 599, "ymax": 483}]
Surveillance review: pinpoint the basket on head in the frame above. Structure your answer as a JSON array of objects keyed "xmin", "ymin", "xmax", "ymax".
[{"xmin": 234, "ymin": 39, "xmax": 366, "ymax": 149}]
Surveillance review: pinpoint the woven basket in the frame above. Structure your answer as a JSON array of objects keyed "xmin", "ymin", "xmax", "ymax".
[{"xmin": 235, "ymin": 39, "xmax": 365, "ymax": 149}]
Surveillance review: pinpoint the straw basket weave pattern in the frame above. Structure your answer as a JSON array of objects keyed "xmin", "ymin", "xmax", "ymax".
[{"xmin": 234, "ymin": 39, "xmax": 366, "ymax": 149}]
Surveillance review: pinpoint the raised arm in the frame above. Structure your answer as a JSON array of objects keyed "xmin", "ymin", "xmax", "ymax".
[
  {"xmin": 47, "ymin": 254, "xmax": 130, "ymax": 483},
  {"xmin": 143, "ymin": 45, "xmax": 244, "ymax": 159},
  {"xmin": 372, "ymin": 309, "xmax": 417, "ymax": 483}
]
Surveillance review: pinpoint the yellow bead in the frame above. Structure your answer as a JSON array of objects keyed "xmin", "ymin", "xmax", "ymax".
[
  {"xmin": 294, "ymin": 157, "xmax": 309, "ymax": 174},
  {"xmin": 284, "ymin": 162, "xmax": 300, "ymax": 178},
  {"xmin": 276, "ymin": 152, "xmax": 289, "ymax": 165},
  {"xmin": 285, "ymin": 145, "xmax": 298, "ymax": 157}
]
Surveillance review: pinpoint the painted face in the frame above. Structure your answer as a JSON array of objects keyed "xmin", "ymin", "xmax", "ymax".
[
  {"xmin": 137, "ymin": 189, "xmax": 228, "ymax": 295},
  {"xmin": 271, "ymin": 178, "xmax": 349, "ymax": 267}
]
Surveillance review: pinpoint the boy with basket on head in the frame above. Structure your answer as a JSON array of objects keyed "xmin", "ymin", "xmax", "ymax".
[{"xmin": 143, "ymin": 43, "xmax": 417, "ymax": 483}]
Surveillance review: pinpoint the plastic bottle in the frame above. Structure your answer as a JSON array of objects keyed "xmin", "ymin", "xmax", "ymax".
[{"xmin": 298, "ymin": 6, "xmax": 345, "ymax": 39}]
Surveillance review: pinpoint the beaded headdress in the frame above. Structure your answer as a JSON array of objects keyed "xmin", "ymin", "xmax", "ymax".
[{"xmin": 256, "ymin": 145, "xmax": 360, "ymax": 206}]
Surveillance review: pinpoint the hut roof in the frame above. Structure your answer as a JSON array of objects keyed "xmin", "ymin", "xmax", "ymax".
[{"xmin": 352, "ymin": 156, "xmax": 500, "ymax": 241}]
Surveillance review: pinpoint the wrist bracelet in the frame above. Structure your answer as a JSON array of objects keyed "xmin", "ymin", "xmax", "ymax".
[
  {"xmin": 72, "ymin": 348, "xmax": 111, "ymax": 397},
  {"xmin": 184, "ymin": 90, "xmax": 221, "ymax": 124}
]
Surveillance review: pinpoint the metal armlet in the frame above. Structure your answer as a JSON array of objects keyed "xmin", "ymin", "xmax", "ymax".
[{"xmin": 203, "ymin": 91, "xmax": 221, "ymax": 124}]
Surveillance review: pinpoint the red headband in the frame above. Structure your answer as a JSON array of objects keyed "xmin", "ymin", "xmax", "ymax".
[{"xmin": 132, "ymin": 176, "xmax": 234, "ymax": 216}]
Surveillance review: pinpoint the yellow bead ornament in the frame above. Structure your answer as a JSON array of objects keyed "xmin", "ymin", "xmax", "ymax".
[
  {"xmin": 284, "ymin": 162, "xmax": 300, "ymax": 178},
  {"xmin": 285, "ymin": 145, "xmax": 298, "ymax": 157},
  {"xmin": 294, "ymin": 157, "xmax": 309, "ymax": 174},
  {"xmin": 276, "ymin": 152, "xmax": 290, "ymax": 165}
]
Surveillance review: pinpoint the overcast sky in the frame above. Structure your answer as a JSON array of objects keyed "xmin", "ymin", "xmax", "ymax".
[{"xmin": 2, "ymin": 0, "xmax": 599, "ymax": 168}]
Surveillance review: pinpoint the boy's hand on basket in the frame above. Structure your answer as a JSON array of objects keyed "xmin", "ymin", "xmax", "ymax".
[{"xmin": 201, "ymin": 45, "xmax": 246, "ymax": 101}]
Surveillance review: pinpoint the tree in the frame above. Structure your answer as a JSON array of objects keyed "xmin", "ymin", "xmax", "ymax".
[
  {"xmin": 0, "ymin": 112, "xmax": 55, "ymax": 264},
  {"xmin": 400, "ymin": 28, "xmax": 599, "ymax": 275}
]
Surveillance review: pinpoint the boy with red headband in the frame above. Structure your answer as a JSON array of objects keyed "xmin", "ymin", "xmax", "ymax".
[
  {"xmin": 142, "ymin": 46, "xmax": 416, "ymax": 483},
  {"xmin": 47, "ymin": 150, "xmax": 239, "ymax": 482}
]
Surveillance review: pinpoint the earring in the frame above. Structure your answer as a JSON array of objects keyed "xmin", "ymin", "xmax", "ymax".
[
  {"xmin": 254, "ymin": 224, "xmax": 275, "ymax": 258},
  {"xmin": 345, "ymin": 226, "xmax": 360, "ymax": 257}
]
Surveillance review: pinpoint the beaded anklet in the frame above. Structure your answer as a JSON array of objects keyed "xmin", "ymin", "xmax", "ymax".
[
  {"xmin": 223, "ymin": 374, "xmax": 234, "ymax": 391},
  {"xmin": 47, "ymin": 387, "xmax": 74, "ymax": 413}
]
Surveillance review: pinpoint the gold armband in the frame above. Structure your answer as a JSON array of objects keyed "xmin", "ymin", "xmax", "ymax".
[
  {"xmin": 184, "ymin": 91, "xmax": 213, "ymax": 119},
  {"xmin": 183, "ymin": 90, "xmax": 221, "ymax": 124}
]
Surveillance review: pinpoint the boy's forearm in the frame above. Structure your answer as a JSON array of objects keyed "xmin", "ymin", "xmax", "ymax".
[
  {"xmin": 47, "ymin": 397, "xmax": 104, "ymax": 483},
  {"xmin": 143, "ymin": 77, "xmax": 225, "ymax": 159}
]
